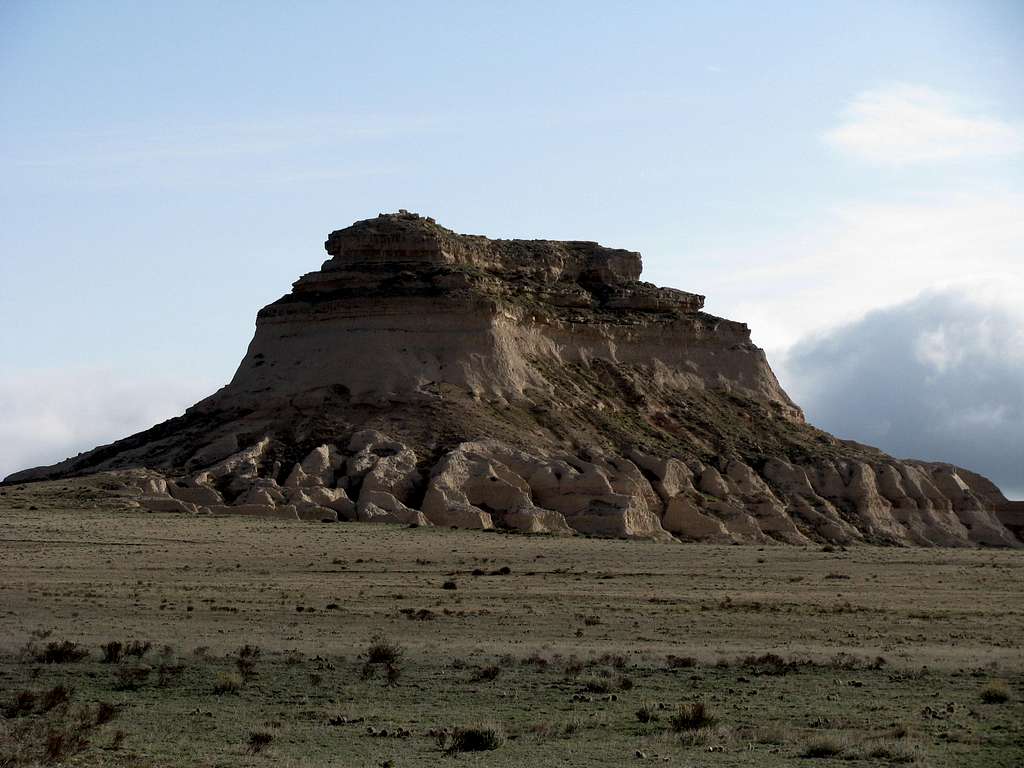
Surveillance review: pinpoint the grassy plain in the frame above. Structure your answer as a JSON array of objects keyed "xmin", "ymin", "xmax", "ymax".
[{"xmin": 0, "ymin": 477, "xmax": 1022, "ymax": 766}]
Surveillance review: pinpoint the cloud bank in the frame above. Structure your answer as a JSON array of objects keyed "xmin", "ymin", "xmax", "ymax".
[
  {"xmin": 0, "ymin": 369, "xmax": 218, "ymax": 480},
  {"xmin": 783, "ymin": 288, "xmax": 1024, "ymax": 499},
  {"xmin": 824, "ymin": 84, "xmax": 1024, "ymax": 166}
]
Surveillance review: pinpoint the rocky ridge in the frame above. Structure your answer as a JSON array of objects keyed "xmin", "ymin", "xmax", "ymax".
[{"xmin": 6, "ymin": 211, "xmax": 1021, "ymax": 547}]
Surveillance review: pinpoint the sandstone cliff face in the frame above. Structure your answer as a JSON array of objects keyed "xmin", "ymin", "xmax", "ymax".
[{"xmin": 6, "ymin": 212, "xmax": 1020, "ymax": 548}]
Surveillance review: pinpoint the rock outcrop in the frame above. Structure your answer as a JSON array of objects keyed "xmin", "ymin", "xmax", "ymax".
[{"xmin": 5, "ymin": 212, "xmax": 1020, "ymax": 547}]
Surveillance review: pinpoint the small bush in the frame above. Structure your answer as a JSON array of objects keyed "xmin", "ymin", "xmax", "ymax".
[
  {"xmin": 522, "ymin": 719, "xmax": 581, "ymax": 740},
  {"xmin": 981, "ymin": 680, "xmax": 1010, "ymax": 704},
  {"xmin": 39, "ymin": 684, "xmax": 72, "ymax": 712},
  {"xmin": 471, "ymin": 664, "xmax": 501, "ymax": 682},
  {"xmin": 124, "ymin": 640, "xmax": 151, "ymax": 658},
  {"xmin": 442, "ymin": 580, "xmax": 458, "ymax": 590},
  {"xmin": 443, "ymin": 723, "xmax": 505, "ymax": 753},
  {"xmin": 114, "ymin": 663, "xmax": 151, "ymax": 691},
  {"xmin": 236, "ymin": 644, "xmax": 261, "ymax": 678},
  {"xmin": 247, "ymin": 729, "xmax": 274, "ymax": 754},
  {"xmin": 101, "ymin": 641, "xmax": 124, "ymax": 664},
  {"xmin": 666, "ymin": 654, "xmax": 697, "ymax": 669},
  {"xmin": 157, "ymin": 660, "xmax": 186, "ymax": 687},
  {"xmin": 33, "ymin": 640, "xmax": 89, "ymax": 664},
  {"xmin": 801, "ymin": 735, "xmax": 847, "ymax": 758},
  {"xmin": 365, "ymin": 637, "xmax": 403, "ymax": 666},
  {"xmin": 45, "ymin": 727, "xmax": 90, "ymax": 763},
  {"xmin": 579, "ymin": 676, "xmax": 613, "ymax": 694},
  {"xmin": 362, "ymin": 636, "xmax": 403, "ymax": 685},
  {"xmin": 636, "ymin": 703, "xmax": 659, "ymax": 724},
  {"xmin": 864, "ymin": 740, "xmax": 918, "ymax": 763},
  {"xmin": 95, "ymin": 701, "xmax": 119, "ymax": 725},
  {"xmin": 3, "ymin": 689, "xmax": 37, "ymax": 718},
  {"xmin": 741, "ymin": 653, "xmax": 800, "ymax": 676},
  {"xmin": 213, "ymin": 671, "xmax": 244, "ymax": 695},
  {"xmin": 669, "ymin": 702, "xmax": 716, "ymax": 732}
]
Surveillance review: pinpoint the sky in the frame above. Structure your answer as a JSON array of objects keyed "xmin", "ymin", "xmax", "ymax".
[{"xmin": 1, "ymin": 1, "xmax": 1022, "ymax": 496}]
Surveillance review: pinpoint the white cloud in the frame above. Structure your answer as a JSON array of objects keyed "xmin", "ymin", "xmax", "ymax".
[
  {"xmin": 0, "ymin": 368, "xmax": 218, "ymax": 479},
  {"xmin": 694, "ymin": 189, "xmax": 1024, "ymax": 352},
  {"xmin": 824, "ymin": 84, "xmax": 1024, "ymax": 165}
]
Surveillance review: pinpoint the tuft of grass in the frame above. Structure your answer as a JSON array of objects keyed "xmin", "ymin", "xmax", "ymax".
[
  {"xmin": 3, "ymin": 689, "xmax": 37, "ymax": 718},
  {"xmin": 666, "ymin": 654, "xmax": 697, "ymax": 669},
  {"xmin": 213, "ymin": 671, "xmax": 244, "ymax": 695},
  {"xmin": 38, "ymin": 684, "xmax": 72, "ymax": 713},
  {"xmin": 669, "ymin": 702, "xmax": 716, "ymax": 732},
  {"xmin": 442, "ymin": 723, "xmax": 506, "ymax": 753},
  {"xmin": 636, "ymin": 702, "xmax": 659, "ymax": 724},
  {"xmin": 95, "ymin": 701, "xmax": 119, "ymax": 725},
  {"xmin": 579, "ymin": 675, "xmax": 613, "ymax": 694},
  {"xmin": 980, "ymin": 680, "xmax": 1011, "ymax": 704},
  {"xmin": 124, "ymin": 640, "xmax": 151, "ymax": 658},
  {"xmin": 801, "ymin": 734, "xmax": 848, "ymax": 758},
  {"xmin": 362, "ymin": 636, "xmax": 403, "ymax": 686},
  {"xmin": 471, "ymin": 664, "xmax": 501, "ymax": 682},
  {"xmin": 113, "ymin": 663, "xmax": 151, "ymax": 691},
  {"xmin": 235, "ymin": 644, "xmax": 261, "ymax": 679},
  {"xmin": 863, "ymin": 740, "xmax": 919, "ymax": 763},
  {"xmin": 100, "ymin": 641, "xmax": 123, "ymax": 664},
  {"xmin": 247, "ymin": 729, "xmax": 274, "ymax": 754}
]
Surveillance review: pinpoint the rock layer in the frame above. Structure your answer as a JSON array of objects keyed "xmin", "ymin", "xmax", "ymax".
[{"xmin": 5, "ymin": 212, "xmax": 1020, "ymax": 547}]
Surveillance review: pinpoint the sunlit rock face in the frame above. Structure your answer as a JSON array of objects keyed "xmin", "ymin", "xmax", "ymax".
[{"xmin": 6, "ymin": 212, "xmax": 1019, "ymax": 547}]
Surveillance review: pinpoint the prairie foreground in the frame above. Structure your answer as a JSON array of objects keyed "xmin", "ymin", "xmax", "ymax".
[{"xmin": 0, "ymin": 480, "xmax": 1022, "ymax": 766}]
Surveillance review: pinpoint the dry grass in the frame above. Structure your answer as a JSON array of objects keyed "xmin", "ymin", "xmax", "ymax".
[{"xmin": 0, "ymin": 491, "xmax": 1021, "ymax": 767}]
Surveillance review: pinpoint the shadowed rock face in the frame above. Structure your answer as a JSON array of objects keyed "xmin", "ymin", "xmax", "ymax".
[{"xmin": 6, "ymin": 212, "xmax": 1020, "ymax": 547}]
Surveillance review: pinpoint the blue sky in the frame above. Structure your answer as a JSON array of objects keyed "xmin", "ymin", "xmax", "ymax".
[{"xmin": 1, "ymin": 2, "xmax": 1022, "ymax": 495}]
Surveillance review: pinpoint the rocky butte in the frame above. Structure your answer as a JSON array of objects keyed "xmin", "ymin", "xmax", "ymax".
[{"xmin": 7, "ymin": 211, "xmax": 1022, "ymax": 547}]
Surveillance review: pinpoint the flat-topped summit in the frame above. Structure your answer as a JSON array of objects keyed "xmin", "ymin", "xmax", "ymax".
[
  {"xmin": 6, "ymin": 213, "xmax": 1021, "ymax": 548},
  {"xmin": 320, "ymin": 210, "xmax": 643, "ymax": 284}
]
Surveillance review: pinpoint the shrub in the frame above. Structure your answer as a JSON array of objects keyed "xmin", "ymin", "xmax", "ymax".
[
  {"xmin": 864, "ymin": 740, "xmax": 918, "ymax": 763},
  {"xmin": 981, "ymin": 680, "xmax": 1011, "ymax": 704},
  {"xmin": 100, "ymin": 641, "xmax": 123, "ymax": 664},
  {"xmin": 114, "ymin": 663, "xmax": 151, "ymax": 691},
  {"xmin": 124, "ymin": 640, "xmax": 151, "ymax": 658},
  {"xmin": 247, "ymin": 730, "xmax": 274, "ymax": 754},
  {"xmin": 45, "ymin": 727, "xmax": 90, "ymax": 763},
  {"xmin": 236, "ymin": 644, "xmax": 261, "ymax": 678},
  {"xmin": 362, "ymin": 636, "xmax": 403, "ymax": 685},
  {"xmin": 801, "ymin": 735, "xmax": 847, "ymax": 758},
  {"xmin": 666, "ymin": 654, "xmax": 697, "ymax": 669},
  {"xmin": 579, "ymin": 676, "xmax": 613, "ymax": 694},
  {"xmin": 213, "ymin": 671, "xmax": 243, "ymax": 695},
  {"xmin": 442, "ymin": 723, "xmax": 505, "ymax": 753},
  {"xmin": 33, "ymin": 640, "xmax": 89, "ymax": 664},
  {"xmin": 39, "ymin": 684, "xmax": 72, "ymax": 712},
  {"xmin": 522, "ymin": 719, "xmax": 581, "ymax": 740},
  {"xmin": 95, "ymin": 701, "xmax": 119, "ymax": 725},
  {"xmin": 365, "ymin": 637, "xmax": 403, "ymax": 666},
  {"xmin": 3, "ymin": 689, "xmax": 37, "ymax": 718},
  {"xmin": 636, "ymin": 703, "xmax": 659, "ymax": 724},
  {"xmin": 741, "ymin": 653, "xmax": 799, "ymax": 676},
  {"xmin": 471, "ymin": 664, "xmax": 501, "ymax": 682},
  {"xmin": 442, "ymin": 580, "xmax": 457, "ymax": 590},
  {"xmin": 669, "ymin": 702, "xmax": 716, "ymax": 732},
  {"xmin": 157, "ymin": 660, "xmax": 186, "ymax": 687}
]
